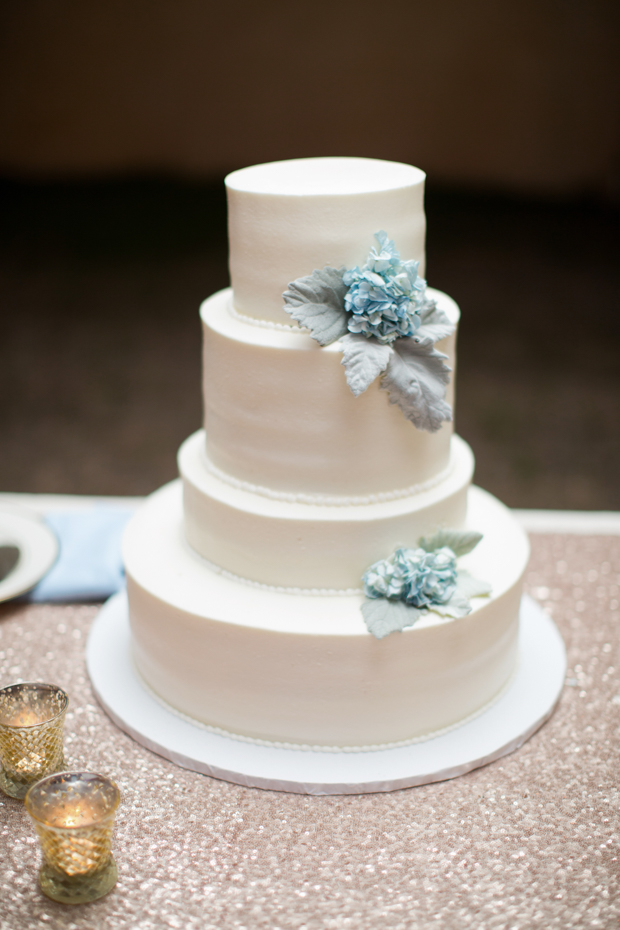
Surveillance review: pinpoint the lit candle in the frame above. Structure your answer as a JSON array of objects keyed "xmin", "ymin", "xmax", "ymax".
[
  {"xmin": 25, "ymin": 771, "xmax": 121, "ymax": 904},
  {"xmin": 0, "ymin": 682, "xmax": 68, "ymax": 799}
]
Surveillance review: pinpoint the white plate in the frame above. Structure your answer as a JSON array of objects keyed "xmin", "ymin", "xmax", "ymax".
[
  {"xmin": 0, "ymin": 510, "xmax": 59, "ymax": 602},
  {"xmin": 87, "ymin": 593, "xmax": 566, "ymax": 795}
]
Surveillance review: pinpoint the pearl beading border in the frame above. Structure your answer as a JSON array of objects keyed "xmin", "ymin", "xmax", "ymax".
[
  {"xmin": 228, "ymin": 302, "xmax": 305, "ymax": 333},
  {"xmin": 201, "ymin": 445, "xmax": 456, "ymax": 508},
  {"xmin": 190, "ymin": 544, "xmax": 361, "ymax": 596},
  {"xmin": 136, "ymin": 658, "xmax": 519, "ymax": 754}
]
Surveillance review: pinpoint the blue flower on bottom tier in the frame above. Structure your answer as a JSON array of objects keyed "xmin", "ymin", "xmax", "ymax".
[
  {"xmin": 363, "ymin": 547, "xmax": 458, "ymax": 608},
  {"xmin": 360, "ymin": 530, "xmax": 492, "ymax": 640},
  {"xmin": 343, "ymin": 231, "xmax": 427, "ymax": 343}
]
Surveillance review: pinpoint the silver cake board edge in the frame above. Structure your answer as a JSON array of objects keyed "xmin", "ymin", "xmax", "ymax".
[{"xmin": 86, "ymin": 593, "xmax": 566, "ymax": 796}]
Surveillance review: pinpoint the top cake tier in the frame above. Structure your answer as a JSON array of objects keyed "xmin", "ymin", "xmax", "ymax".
[{"xmin": 226, "ymin": 157, "xmax": 426, "ymax": 325}]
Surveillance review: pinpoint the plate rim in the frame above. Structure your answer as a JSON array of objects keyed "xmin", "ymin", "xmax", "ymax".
[{"xmin": 0, "ymin": 510, "xmax": 59, "ymax": 602}]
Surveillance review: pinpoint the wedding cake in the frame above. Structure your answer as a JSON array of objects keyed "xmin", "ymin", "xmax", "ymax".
[{"xmin": 123, "ymin": 157, "xmax": 529, "ymax": 749}]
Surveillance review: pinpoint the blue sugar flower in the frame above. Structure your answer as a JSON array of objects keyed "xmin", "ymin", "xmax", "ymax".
[
  {"xmin": 361, "ymin": 557, "xmax": 407, "ymax": 600},
  {"xmin": 363, "ymin": 546, "xmax": 458, "ymax": 608},
  {"xmin": 343, "ymin": 231, "xmax": 430, "ymax": 344},
  {"xmin": 397, "ymin": 546, "xmax": 458, "ymax": 608}
]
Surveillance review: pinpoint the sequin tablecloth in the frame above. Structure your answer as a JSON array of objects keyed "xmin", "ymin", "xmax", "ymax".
[{"xmin": 0, "ymin": 533, "xmax": 618, "ymax": 930}]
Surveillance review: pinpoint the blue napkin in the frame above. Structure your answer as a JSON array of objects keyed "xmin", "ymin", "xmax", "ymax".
[{"xmin": 27, "ymin": 508, "xmax": 137, "ymax": 602}]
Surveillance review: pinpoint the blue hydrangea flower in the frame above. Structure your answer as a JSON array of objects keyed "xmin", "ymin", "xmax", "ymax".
[
  {"xmin": 361, "ymin": 557, "xmax": 407, "ymax": 600},
  {"xmin": 343, "ymin": 231, "xmax": 430, "ymax": 344},
  {"xmin": 363, "ymin": 546, "xmax": 458, "ymax": 608}
]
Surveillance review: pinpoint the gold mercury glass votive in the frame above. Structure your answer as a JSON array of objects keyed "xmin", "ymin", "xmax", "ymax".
[
  {"xmin": 25, "ymin": 771, "xmax": 121, "ymax": 904},
  {"xmin": 0, "ymin": 682, "xmax": 68, "ymax": 799}
]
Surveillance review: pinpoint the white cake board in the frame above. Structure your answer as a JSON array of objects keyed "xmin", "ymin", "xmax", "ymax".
[{"xmin": 87, "ymin": 593, "xmax": 566, "ymax": 796}]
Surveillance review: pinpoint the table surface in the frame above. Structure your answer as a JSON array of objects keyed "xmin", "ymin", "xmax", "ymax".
[{"xmin": 0, "ymin": 532, "xmax": 619, "ymax": 930}]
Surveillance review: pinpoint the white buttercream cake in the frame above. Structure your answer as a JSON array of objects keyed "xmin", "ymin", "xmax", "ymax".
[{"xmin": 123, "ymin": 157, "xmax": 529, "ymax": 749}]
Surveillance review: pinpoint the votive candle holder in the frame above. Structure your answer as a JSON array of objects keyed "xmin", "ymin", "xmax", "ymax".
[
  {"xmin": 25, "ymin": 771, "xmax": 121, "ymax": 904},
  {"xmin": 0, "ymin": 682, "xmax": 68, "ymax": 799}
]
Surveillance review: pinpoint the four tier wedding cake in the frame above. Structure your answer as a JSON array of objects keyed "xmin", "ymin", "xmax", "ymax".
[{"xmin": 123, "ymin": 157, "xmax": 529, "ymax": 749}]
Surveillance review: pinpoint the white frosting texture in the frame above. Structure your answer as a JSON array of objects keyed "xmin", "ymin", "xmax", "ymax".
[
  {"xmin": 125, "ymin": 482, "xmax": 529, "ymax": 747},
  {"xmin": 201, "ymin": 288, "xmax": 458, "ymax": 497},
  {"xmin": 180, "ymin": 430, "xmax": 473, "ymax": 589},
  {"xmin": 226, "ymin": 157, "xmax": 427, "ymax": 324}
]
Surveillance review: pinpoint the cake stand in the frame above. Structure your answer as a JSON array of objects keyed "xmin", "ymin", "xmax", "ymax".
[{"xmin": 87, "ymin": 593, "xmax": 565, "ymax": 795}]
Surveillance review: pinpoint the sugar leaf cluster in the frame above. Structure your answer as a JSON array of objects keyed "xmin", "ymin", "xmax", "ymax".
[
  {"xmin": 361, "ymin": 530, "xmax": 491, "ymax": 639},
  {"xmin": 282, "ymin": 232, "xmax": 456, "ymax": 432}
]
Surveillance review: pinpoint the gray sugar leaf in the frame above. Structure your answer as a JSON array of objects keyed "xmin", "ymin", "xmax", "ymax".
[
  {"xmin": 340, "ymin": 334, "xmax": 393, "ymax": 396},
  {"xmin": 415, "ymin": 299, "xmax": 456, "ymax": 344},
  {"xmin": 361, "ymin": 598, "xmax": 423, "ymax": 640},
  {"xmin": 282, "ymin": 266, "xmax": 349, "ymax": 346},
  {"xmin": 380, "ymin": 336, "xmax": 452, "ymax": 432},
  {"xmin": 418, "ymin": 529, "xmax": 483, "ymax": 556},
  {"xmin": 456, "ymin": 569, "xmax": 493, "ymax": 599},
  {"xmin": 429, "ymin": 593, "xmax": 472, "ymax": 619}
]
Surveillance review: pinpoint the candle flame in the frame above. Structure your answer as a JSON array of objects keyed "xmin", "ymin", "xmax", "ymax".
[{"xmin": 15, "ymin": 710, "xmax": 44, "ymax": 726}]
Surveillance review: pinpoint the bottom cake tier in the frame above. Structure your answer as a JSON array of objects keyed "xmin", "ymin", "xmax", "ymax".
[{"xmin": 123, "ymin": 481, "xmax": 530, "ymax": 749}]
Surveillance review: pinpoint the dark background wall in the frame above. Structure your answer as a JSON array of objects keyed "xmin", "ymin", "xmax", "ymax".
[
  {"xmin": 1, "ymin": 1, "xmax": 619, "ymax": 508},
  {"xmin": 2, "ymin": 0, "xmax": 619, "ymax": 194}
]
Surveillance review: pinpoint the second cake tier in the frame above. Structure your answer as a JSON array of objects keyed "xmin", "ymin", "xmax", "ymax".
[{"xmin": 201, "ymin": 286, "xmax": 459, "ymax": 498}]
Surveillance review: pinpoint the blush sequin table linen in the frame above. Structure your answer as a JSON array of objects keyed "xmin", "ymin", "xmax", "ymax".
[{"xmin": 0, "ymin": 533, "xmax": 618, "ymax": 930}]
